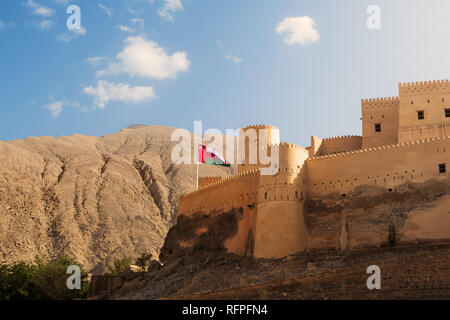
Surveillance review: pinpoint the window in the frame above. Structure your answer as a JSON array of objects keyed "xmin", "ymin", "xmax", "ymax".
[
  {"xmin": 439, "ymin": 163, "xmax": 446, "ymax": 174},
  {"xmin": 417, "ymin": 110, "xmax": 425, "ymax": 120},
  {"xmin": 375, "ymin": 123, "xmax": 381, "ymax": 132},
  {"xmin": 445, "ymin": 109, "xmax": 450, "ymax": 118}
]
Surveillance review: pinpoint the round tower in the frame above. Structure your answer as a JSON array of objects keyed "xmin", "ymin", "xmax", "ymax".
[
  {"xmin": 253, "ymin": 142, "xmax": 310, "ymax": 260},
  {"xmin": 238, "ymin": 125, "xmax": 280, "ymax": 173}
]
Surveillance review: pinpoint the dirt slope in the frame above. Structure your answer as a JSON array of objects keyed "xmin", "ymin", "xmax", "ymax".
[{"xmin": 0, "ymin": 125, "xmax": 234, "ymax": 272}]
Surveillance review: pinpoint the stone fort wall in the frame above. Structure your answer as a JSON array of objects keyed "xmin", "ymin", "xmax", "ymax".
[
  {"xmin": 315, "ymin": 135, "xmax": 362, "ymax": 156},
  {"xmin": 305, "ymin": 136, "xmax": 450, "ymax": 251},
  {"xmin": 178, "ymin": 169, "xmax": 260, "ymax": 255},
  {"xmin": 305, "ymin": 136, "xmax": 450, "ymax": 197},
  {"xmin": 198, "ymin": 176, "xmax": 222, "ymax": 189}
]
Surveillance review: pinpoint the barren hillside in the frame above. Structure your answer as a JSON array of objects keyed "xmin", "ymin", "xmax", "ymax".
[{"xmin": 0, "ymin": 125, "xmax": 235, "ymax": 272}]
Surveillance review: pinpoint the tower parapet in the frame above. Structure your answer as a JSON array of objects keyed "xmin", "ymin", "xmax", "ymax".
[
  {"xmin": 399, "ymin": 79, "xmax": 449, "ymax": 96},
  {"xmin": 362, "ymin": 97, "xmax": 399, "ymax": 110},
  {"xmin": 398, "ymin": 79, "xmax": 450, "ymax": 142},
  {"xmin": 238, "ymin": 124, "xmax": 280, "ymax": 173}
]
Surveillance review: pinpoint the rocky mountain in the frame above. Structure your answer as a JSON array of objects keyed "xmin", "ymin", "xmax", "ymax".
[{"xmin": 0, "ymin": 125, "xmax": 235, "ymax": 272}]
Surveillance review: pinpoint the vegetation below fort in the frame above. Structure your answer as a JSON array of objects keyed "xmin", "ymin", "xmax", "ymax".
[{"xmin": 0, "ymin": 255, "xmax": 89, "ymax": 300}]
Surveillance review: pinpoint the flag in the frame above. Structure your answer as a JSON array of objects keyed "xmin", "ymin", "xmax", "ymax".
[{"xmin": 198, "ymin": 144, "xmax": 230, "ymax": 167}]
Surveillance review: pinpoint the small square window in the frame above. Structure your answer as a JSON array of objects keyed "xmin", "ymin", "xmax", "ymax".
[
  {"xmin": 439, "ymin": 163, "xmax": 446, "ymax": 174},
  {"xmin": 375, "ymin": 123, "xmax": 381, "ymax": 132},
  {"xmin": 417, "ymin": 110, "xmax": 425, "ymax": 120},
  {"xmin": 445, "ymin": 109, "xmax": 450, "ymax": 118}
]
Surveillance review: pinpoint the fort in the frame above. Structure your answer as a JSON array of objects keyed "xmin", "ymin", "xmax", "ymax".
[{"xmin": 163, "ymin": 79, "xmax": 450, "ymax": 261}]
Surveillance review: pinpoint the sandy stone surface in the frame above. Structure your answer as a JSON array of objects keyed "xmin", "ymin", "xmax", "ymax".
[{"xmin": 0, "ymin": 125, "xmax": 234, "ymax": 272}]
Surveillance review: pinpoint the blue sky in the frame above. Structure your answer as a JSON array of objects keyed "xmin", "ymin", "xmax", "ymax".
[{"xmin": 0, "ymin": 0, "xmax": 449, "ymax": 146}]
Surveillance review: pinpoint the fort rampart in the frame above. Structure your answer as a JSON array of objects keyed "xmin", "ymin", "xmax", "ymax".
[{"xmin": 171, "ymin": 79, "xmax": 450, "ymax": 260}]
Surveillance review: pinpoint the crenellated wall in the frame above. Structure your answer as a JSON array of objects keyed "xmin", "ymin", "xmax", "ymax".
[
  {"xmin": 316, "ymin": 135, "xmax": 362, "ymax": 156},
  {"xmin": 177, "ymin": 169, "xmax": 260, "ymax": 255},
  {"xmin": 305, "ymin": 136, "xmax": 450, "ymax": 197},
  {"xmin": 198, "ymin": 176, "xmax": 222, "ymax": 189},
  {"xmin": 304, "ymin": 136, "xmax": 450, "ymax": 251},
  {"xmin": 179, "ymin": 169, "xmax": 260, "ymax": 217}
]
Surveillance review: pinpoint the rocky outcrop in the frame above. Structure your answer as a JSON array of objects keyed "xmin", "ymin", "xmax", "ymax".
[{"xmin": 0, "ymin": 125, "xmax": 235, "ymax": 272}]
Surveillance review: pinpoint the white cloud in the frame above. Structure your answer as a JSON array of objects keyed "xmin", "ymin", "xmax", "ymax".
[
  {"xmin": 98, "ymin": 4, "xmax": 113, "ymax": 17},
  {"xmin": 226, "ymin": 54, "xmax": 243, "ymax": 64},
  {"xmin": 45, "ymin": 100, "xmax": 66, "ymax": 119},
  {"xmin": 117, "ymin": 25, "xmax": 135, "ymax": 33},
  {"xmin": 83, "ymin": 80, "xmax": 156, "ymax": 108},
  {"xmin": 44, "ymin": 99, "xmax": 82, "ymax": 118},
  {"xmin": 127, "ymin": 7, "xmax": 144, "ymax": 15},
  {"xmin": 98, "ymin": 36, "xmax": 190, "ymax": 80},
  {"xmin": 26, "ymin": 0, "xmax": 54, "ymax": 17},
  {"xmin": 85, "ymin": 56, "xmax": 106, "ymax": 67},
  {"xmin": 158, "ymin": 0, "xmax": 183, "ymax": 22},
  {"xmin": 71, "ymin": 26, "xmax": 86, "ymax": 36},
  {"xmin": 276, "ymin": 16, "xmax": 320, "ymax": 46},
  {"xmin": 57, "ymin": 25, "xmax": 86, "ymax": 42},
  {"xmin": 131, "ymin": 18, "xmax": 145, "ymax": 29},
  {"xmin": 38, "ymin": 19, "xmax": 53, "ymax": 30}
]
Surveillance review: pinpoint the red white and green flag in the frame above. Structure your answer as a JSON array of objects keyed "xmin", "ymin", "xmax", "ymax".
[{"xmin": 198, "ymin": 144, "xmax": 230, "ymax": 167}]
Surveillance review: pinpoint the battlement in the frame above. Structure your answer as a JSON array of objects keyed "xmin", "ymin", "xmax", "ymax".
[
  {"xmin": 398, "ymin": 79, "xmax": 449, "ymax": 96},
  {"xmin": 308, "ymin": 135, "xmax": 450, "ymax": 162},
  {"xmin": 361, "ymin": 97, "xmax": 399, "ymax": 110},
  {"xmin": 321, "ymin": 135, "xmax": 362, "ymax": 142},
  {"xmin": 315, "ymin": 136, "xmax": 362, "ymax": 156},
  {"xmin": 198, "ymin": 176, "xmax": 223, "ymax": 190},
  {"xmin": 241, "ymin": 124, "xmax": 279, "ymax": 131},
  {"xmin": 279, "ymin": 142, "xmax": 307, "ymax": 151},
  {"xmin": 182, "ymin": 169, "xmax": 260, "ymax": 199}
]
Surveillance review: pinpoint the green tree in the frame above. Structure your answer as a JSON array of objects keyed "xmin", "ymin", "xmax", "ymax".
[
  {"xmin": 107, "ymin": 256, "xmax": 133, "ymax": 275},
  {"xmin": 0, "ymin": 256, "xmax": 89, "ymax": 300},
  {"xmin": 32, "ymin": 256, "xmax": 89, "ymax": 300},
  {"xmin": 0, "ymin": 262, "xmax": 36, "ymax": 300},
  {"xmin": 135, "ymin": 253, "xmax": 152, "ymax": 271}
]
